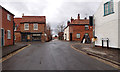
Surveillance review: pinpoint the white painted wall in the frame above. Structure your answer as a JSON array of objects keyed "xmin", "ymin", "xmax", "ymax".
[
  {"xmin": 64, "ymin": 26, "xmax": 69, "ymax": 41},
  {"xmin": 94, "ymin": 0, "xmax": 120, "ymax": 48},
  {"xmin": 118, "ymin": 1, "xmax": 120, "ymax": 48}
]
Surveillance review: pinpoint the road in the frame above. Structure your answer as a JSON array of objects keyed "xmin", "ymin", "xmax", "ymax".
[{"xmin": 2, "ymin": 39, "xmax": 117, "ymax": 70}]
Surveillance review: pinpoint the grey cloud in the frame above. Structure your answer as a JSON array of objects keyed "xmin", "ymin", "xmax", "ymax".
[{"xmin": 0, "ymin": 0, "xmax": 101, "ymax": 35}]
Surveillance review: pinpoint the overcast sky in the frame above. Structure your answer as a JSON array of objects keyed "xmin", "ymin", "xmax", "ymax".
[{"xmin": 0, "ymin": 0, "xmax": 102, "ymax": 35}]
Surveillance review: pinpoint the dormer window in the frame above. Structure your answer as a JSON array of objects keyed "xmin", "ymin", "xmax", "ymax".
[{"xmin": 104, "ymin": 0, "xmax": 114, "ymax": 16}]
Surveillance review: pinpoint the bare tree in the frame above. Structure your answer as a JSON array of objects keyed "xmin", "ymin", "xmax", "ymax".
[
  {"xmin": 56, "ymin": 23, "xmax": 66, "ymax": 34},
  {"xmin": 45, "ymin": 23, "xmax": 52, "ymax": 41}
]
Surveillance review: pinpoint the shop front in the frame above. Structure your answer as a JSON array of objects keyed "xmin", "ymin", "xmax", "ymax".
[{"xmin": 21, "ymin": 32, "xmax": 42, "ymax": 42}]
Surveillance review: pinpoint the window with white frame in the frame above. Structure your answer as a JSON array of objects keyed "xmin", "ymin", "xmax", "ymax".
[
  {"xmin": 33, "ymin": 23, "xmax": 38, "ymax": 30},
  {"xmin": 24, "ymin": 23, "xmax": 29, "ymax": 30},
  {"xmin": 7, "ymin": 14, "xmax": 11, "ymax": 21},
  {"xmin": 7, "ymin": 30, "xmax": 11, "ymax": 39},
  {"xmin": 76, "ymin": 33, "xmax": 80, "ymax": 38},
  {"xmin": 85, "ymin": 25, "xmax": 89, "ymax": 30},
  {"xmin": 104, "ymin": 0, "xmax": 114, "ymax": 16}
]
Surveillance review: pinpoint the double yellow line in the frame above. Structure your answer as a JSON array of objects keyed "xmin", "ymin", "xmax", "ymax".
[{"xmin": 0, "ymin": 44, "xmax": 31, "ymax": 63}]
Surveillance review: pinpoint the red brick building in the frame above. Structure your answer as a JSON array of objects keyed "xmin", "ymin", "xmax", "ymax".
[
  {"xmin": 64, "ymin": 14, "xmax": 93, "ymax": 43},
  {"xmin": 14, "ymin": 18, "xmax": 22, "ymax": 42},
  {"xmin": 14, "ymin": 15, "xmax": 46, "ymax": 42},
  {"xmin": 0, "ymin": 5, "xmax": 14, "ymax": 47}
]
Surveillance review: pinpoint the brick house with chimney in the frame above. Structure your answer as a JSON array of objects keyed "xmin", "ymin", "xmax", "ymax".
[
  {"xmin": 14, "ymin": 15, "xmax": 46, "ymax": 42},
  {"xmin": 64, "ymin": 14, "xmax": 93, "ymax": 43},
  {"xmin": 0, "ymin": 5, "xmax": 14, "ymax": 47}
]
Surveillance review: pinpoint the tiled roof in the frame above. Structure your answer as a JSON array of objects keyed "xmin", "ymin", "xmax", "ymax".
[
  {"xmin": 20, "ymin": 16, "xmax": 46, "ymax": 24},
  {"xmin": 70, "ymin": 19, "xmax": 89, "ymax": 25}
]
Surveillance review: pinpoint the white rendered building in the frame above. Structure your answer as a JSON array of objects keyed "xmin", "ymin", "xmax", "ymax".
[{"xmin": 94, "ymin": 0, "xmax": 120, "ymax": 48}]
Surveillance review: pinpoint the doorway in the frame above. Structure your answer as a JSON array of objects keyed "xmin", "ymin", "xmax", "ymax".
[
  {"xmin": 1, "ymin": 28, "xmax": 4, "ymax": 46},
  {"xmin": 70, "ymin": 33, "xmax": 72, "ymax": 41}
]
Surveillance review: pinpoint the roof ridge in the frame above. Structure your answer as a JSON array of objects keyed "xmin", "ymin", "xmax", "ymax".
[{"xmin": 22, "ymin": 16, "xmax": 45, "ymax": 17}]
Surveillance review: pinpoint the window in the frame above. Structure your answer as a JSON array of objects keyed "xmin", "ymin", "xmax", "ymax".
[
  {"xmin": 104, "ymin": 0, "xmax": 114, "ymax": 16},
  {"xmin": 24, "ymin": 23, "xmax": 29, "ymax": 30},
  {"xmin": 76, "ymin": 33, "xmax": 80, "ymax": 38},
  {"xmin": 33, "ymin": 23, "xmax": 38, "ymax": 30},
  {"xmin": 7, "ymin": 14, "xmax": 11, "ymax": 21},
  {"xmin": 85, "ymin": 33, "xmax": 89, "ymax": 36},
  {"xmin": 85, "ymin": 25, "xmax": 89, "ymax": 30},
  {"xmin": 7, "ymin": 30, "xmax": 11, "ymax": 39},
  {"xmin": 14, "ymin": 27, "xmax": 17, "ymax": 31},
  {"xmin": 14, "ymin": 36, "xmax": 16, "ymax": 40}
]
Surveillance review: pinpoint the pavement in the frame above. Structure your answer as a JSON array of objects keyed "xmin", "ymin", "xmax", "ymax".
[
  {"xmin": 1, "ymin": 42, "xmax": 29, "ymax": 58},
  {"xmin": 72, "ymin": 43, "xmax": 120, "ymax": 65},
  {"xmin": 1, "ymin": 39, "xmax": 118, "ymax": 70}
]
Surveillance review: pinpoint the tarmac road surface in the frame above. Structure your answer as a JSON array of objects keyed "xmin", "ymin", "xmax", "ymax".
[{"xmin": 2, "ymin": 39, "xmax": 117, "ymax": 70}]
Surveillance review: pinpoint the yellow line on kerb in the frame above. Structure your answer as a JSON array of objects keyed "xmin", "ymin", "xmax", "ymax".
[
  {"xmin": 70, "ymin": 43, "xmax": 120, "ymax": 69},
  {"xmin": 0, "ymin": 44, "xmax": 31, "ymax": 63}
]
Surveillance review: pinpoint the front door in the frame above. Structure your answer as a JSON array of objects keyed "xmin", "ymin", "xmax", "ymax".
[
  {"xmin": 70, "ymin": 33, "xmax": 72, "ymax": 41},
  {"xmin": 1, "ymin": 29, "xmax": 4, "ymax": 46},
  {"xmin": 22, "ymin": 34, "xmax": 27, "ymax": 42}
]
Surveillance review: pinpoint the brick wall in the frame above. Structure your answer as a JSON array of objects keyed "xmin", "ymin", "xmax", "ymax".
[
  {"xmin": 14, "ymin": 18, "xmax": 22, "ymax": 42},
  {"xmin": 15, "ymin": 32, "xmax": 21, "ymax": 42},
  {"xmin": 69, "ymin": 25, "xmax": 93, "ymax": 41},
  {"xmin": 2, "ymin": 8, "xmax": 14, "ymax": 46},
  {"xmin": 20, "ymin": 23, "xmax": 45, "ymax": 33}
]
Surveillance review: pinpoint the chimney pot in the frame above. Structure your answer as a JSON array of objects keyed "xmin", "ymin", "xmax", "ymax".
[
  {"xmin": 22, "ymin": 13, "xmax": 24, "ymax": 16},
  {"xmin": 71, "ymin": 17, "xmax": 74, "ymax": 22},
  {"xmin": 78, "ymin": 14, "xmax": 80, "ymax": 19},
  {"xmin": 67, "ymin": 21, "xmax": 70, "ymax": 26}
]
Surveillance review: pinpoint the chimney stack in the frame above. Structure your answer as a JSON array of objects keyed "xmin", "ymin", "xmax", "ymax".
[
  {"xmin": 85, "ymin": 17, "xmax": 87, "ymax": 20},
  {"xmin": 22, "ymin": 13, "xmax": 24, "ymax": 16},
  {"xmin": 67, "ymin": 21, "xmax": 70, "ymax": 26},
  {"xmin": 71, "ymin": 17, "xmax": 74, "ymax": 22},
  {"xmin": 78, "ymin": 14, "xmax": 80, "ymax": 19}
]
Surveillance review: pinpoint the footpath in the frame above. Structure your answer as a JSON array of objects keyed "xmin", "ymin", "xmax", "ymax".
[
  {"xmin": 1, "ymin": 42, "xmax": 29, "ymax": 58},
  {"xmin": 72, "ymin": 43, "xmax": 120, "ymax": 66}
]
